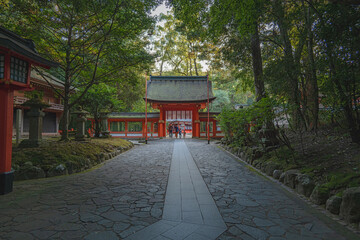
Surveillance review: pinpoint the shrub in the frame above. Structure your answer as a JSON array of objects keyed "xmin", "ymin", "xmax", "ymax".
[{"xmin": 218, "ymin": 97, "xmax": 291, "ymax": 150}]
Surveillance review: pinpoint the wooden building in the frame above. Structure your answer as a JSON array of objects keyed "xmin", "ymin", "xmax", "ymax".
[
  {"xmin": 13, "ymin": 69, "xmax": 64, "ymax": 136},
  {"xmin": 106, "ymin": 76, "xmax": 224, "ymax": 139}
]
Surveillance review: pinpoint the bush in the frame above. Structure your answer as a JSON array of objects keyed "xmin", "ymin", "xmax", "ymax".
[{"xmin": 218, "ymin": 97, "xmax": 290, "ymax": 150}]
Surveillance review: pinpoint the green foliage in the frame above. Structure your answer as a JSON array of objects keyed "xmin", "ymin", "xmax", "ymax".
[
  {"xmin": 76, "ymin": 83, "xmax": 123, "ymax": 114},
  {"xmin": 218, "ymin": 97, "xmax": 278, "ymax": 147},
  {"xmin": 210, "ymin": 90, "xmax": 230, "ymax": 112},
  {"xmin": 324, "ymin": 172, "xmax": 360, "ymax": 191},
  {"xmin": 314, "ymin": 184, "xmax": 331, "ymax": 195},
  {"xmin": 1, "ymin": 0, "xmax": 158, "ymax": 140},
  {"xmin": 210, "ymin": 70, "xmax": 255, "ymax": 105},
  {"xmin": 153, "ymin": 12, "xmax": 210, "ymax": 76},
  {"xmin": 24, "ymin": 90, "xmax": 44, "ymax": 100},
  {"xmin": 74, "ymin": 83, "xmax": 123, "ymax": 137},
  {"xmin": 266, "ymin": 146, "xmax": 298, "ymax": 170}
]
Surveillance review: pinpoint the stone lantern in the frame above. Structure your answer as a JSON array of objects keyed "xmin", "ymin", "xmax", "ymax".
[
  {"xmin": 0, "ymin": 26, "xmax": 58, "ymax": 194},
  {"xmin": 19, "ymin": 98, "xmax": 50, "ymax": 147},
  {"xmin": 72, "ymin": 107, "xmax": 88, "ymax": 141}
]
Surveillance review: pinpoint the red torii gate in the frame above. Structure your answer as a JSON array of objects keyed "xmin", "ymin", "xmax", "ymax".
[
  {"xmin": 145, "ymin": 75, "xmax": 216, "ymax": 139},
  {"xmin": 0, "ymin": 27, "xmax": 57, "ymax": 194}
]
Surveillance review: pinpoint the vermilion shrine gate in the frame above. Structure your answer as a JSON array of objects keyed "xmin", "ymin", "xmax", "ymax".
[{"xmin": 106, "ymin": 76, "xmax": 225, "ymax": 139}]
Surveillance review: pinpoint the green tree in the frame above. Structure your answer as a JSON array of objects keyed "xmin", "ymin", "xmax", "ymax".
[
  {"xmin": 311, "ymin": 2, "xmax": 360, "ymax": 143},
  {"xmin": 76, "ymin": 83, "xmax": 122, "ymax": 137},
  {"xmin": 1, "ymin": 0, "xmax": 157, "ymax": 140},
  {"xmin": 210, "ymin": 69, "xmax": 254, "ymax": 107},
  {"xmin": 210, "ymin": 89, "xmax": 230, "ymax": 112},
  {"xmin": 169, "ymin": 0, "xmax": 268, "ymax": 101},
  {"xmin": 153, "ymin": 12, "xmax": 211, "ymax": 76}
]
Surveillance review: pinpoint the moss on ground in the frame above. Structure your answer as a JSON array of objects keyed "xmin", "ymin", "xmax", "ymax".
[
  {"xmin": 256, "ymin": 146, "xmax": 299, "ymax": 171},
  {"xmin": 235, "ymin": 130, "xmax": 360, "ymax": 196},
  {"xmin": 256, "ymin": 150, "xmax": 360, "ymax": 195},
  {"xmin": 12, "ymin": 138, "xmax": 132, "ymax": 174},
  {"xmin": 323, "ymin": 172, "xmax": 360, "ymax": 192}
]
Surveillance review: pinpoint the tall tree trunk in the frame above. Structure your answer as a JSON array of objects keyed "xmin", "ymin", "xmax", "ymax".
[
  {"xmin": 60, "ymin": 79, "xmax": 70, "ymax": 141},
  {"xmin": 250, "ymin": 22, "xmax": 279, "ymax": 147},
  {"xmin": 250, "ymin": 23, "xmax": 266, "ymax": 102},
  {"xmin": 60, "ymin": 25, "xmax": 73, "ymax": 141},
  {"xmin": 94, "ymin": 110, "xmax": 101, "ymax": 137},
  {"xmin": 304, "ymin": 0, "xmax": 319, "ymax": 130},
  {"xmin": 159, "ymin": 59, "xmax": 164, "ymax": 76},
  {"xmin": 328, "ymin": 49, "xmax": 360, "ymax": 143},
  {"xmin": 309, "ymin": 2, "xmax": 360, "ymax": 143},
  {"xmin": 189, "ymin": 56, "xmax": 192, "ymax": 76},
  {"xmin": 186, "ymin": 59, "xmax": 189, "ymax": 76},
  {"xmin": 275, "ymin": 0, "xmax": 306, "ymax": 129},
  {"xmin": 60, "ymin": 97, "xmax": 69, "ymax": 140},
  {"xmin": 194, "ymin": 57, "xmax": 198, "ymax": 76}
]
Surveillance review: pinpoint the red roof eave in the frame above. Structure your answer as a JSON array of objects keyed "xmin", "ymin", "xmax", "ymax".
[{"xmin": 145, "ymin": 97, "xmax": 216, "ymax": 104}]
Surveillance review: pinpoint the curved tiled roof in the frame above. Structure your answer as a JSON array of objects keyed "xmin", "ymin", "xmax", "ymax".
[
  {"xmin": 0, "ymin": 26, "xmax": 58, "ymax": 68},
  {"xmin": 146, "ymin": 76, "xmax": 216, "ymax": 103},
  {"xmin": 30, "ymin": 69, "xmax": 64, "ymax": 89}
]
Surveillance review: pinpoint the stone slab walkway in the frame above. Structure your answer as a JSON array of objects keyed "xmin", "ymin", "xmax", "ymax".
[
  {"xmin": 185, "ymin": 139, "xmax": 358, "ymax": 240},
  {"xmin": 125, "ymin": 140, "xmax": 226, "ymax": 240},
  {"xmin": 0, "ymin": 140, "xmax": 173, "ymax": 239},
  {"xmin": 0, "ymin": 139, "xmax": 358, "ymax": 240}
]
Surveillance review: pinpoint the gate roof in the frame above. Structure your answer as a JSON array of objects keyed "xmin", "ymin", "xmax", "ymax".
[
  {"xmin": 146, "ymin": 76, "xmax": 216, "ymax": 103},
  {"xmin": 0, "ymin": 26, "xmax": 58, "ymax": 68}
]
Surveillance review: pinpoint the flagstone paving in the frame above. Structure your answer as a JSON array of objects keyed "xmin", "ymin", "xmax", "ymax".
[
  {"xmin": 125, "ymin": 140, "xmax": 226, "ymax": 240},
  {"xmin": 185, "ymin": 139, "xmax": 358, "ymax": 240},
  {"xmin": 0, "ymin": 140, "xmax": 173, "ymax": 239},
  {"xmin": 0, "ymin": 139, "xmax": 358, "ymax": 239}
]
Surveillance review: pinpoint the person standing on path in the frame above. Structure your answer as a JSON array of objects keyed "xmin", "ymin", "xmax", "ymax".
[
  {"xmin": 179, "ymin": 127, "xmax": 182, "ymax": 138},
  {"xmin": 169, "ymin": 124, "xmax": 173, "ymax": 138},
  {"xmin": 174, "ymin": 125, "xmax": 179, "ymax": 138}
]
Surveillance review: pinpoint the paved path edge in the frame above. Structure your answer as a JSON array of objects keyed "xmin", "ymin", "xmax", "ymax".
[{"xmin": 216, "ymin": 144, "xmax": 360, "ymax": 240}]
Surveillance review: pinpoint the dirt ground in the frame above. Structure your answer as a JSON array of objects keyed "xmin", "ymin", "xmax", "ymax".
[{"xmin": 285, "ymin": 124, "xmax": 360, "ymax": 194}]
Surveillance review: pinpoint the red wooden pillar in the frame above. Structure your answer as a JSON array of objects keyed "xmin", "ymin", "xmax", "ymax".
[
  {"xmin": 0, "ymin": 27, "xmax": 58, "ymax": 194},
  {"xmin": 193, "ymin": 109, "xmax": 200, "ymax": 138},
  {"xmin": 162, "ymin": 110, "xmax": 166, "ymax": 137},
  {"xmin": 159, "ymin": 107, "xmax": 164, "ymax": 137},
  {"xmin": 125, "ymin": 121, "xmax": 128, "ymax": 137},
  {"xmin": 0, "ymin": 87, "xmax": 15, "ymax": 194},
  {"xmin": 142, "ymin": 120, "xmax": 146, "ymax": 138}
]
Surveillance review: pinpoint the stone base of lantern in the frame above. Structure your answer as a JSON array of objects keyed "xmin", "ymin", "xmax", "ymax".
[
  {"xmin": 75, "ymin": 135, "xmax": 88, "ymax": 141},
  {"xmin": 19, "ymin": 139, "xmax": 49, "ymax": 148},
  {"xmin": 101, "ymin": 131, "xmax": 111, "ymax": 138},
  {"xmin": 0, "ymin": 170, "xmax": 14, "ymax": 195}
]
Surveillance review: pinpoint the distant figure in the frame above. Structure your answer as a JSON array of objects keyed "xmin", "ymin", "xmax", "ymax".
[
  {"xmin": 179, "ymin": 127, "xmax": 182, "ymax": 138},
  {"xmin": 174, "ymin": 125, "xmax": 179, "ymax": 138},
  {"xmin": 169, "ymin": 125, "xmax": 173, "ymax": 138}
]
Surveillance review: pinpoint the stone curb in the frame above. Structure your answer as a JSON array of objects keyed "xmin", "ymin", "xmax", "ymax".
[{"xmin": 217, "ymin": 144, "xmax": 360, "ymax": 237}]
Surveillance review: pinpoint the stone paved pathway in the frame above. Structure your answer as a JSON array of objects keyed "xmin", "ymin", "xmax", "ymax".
[
  {"xmin": 125, "ymin": 140, "xmax": 226, "ymax": 240},
  {"xmin": 0, "ymin": 140, "xmax": 173, "ymax": 239},
  {"xmin": 185, "ymin": 139, "xmax": 358, "ymax": 240},
  {"xmin": 0, "ymin": 139, "xmax": 358, "ymax": 240}
]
